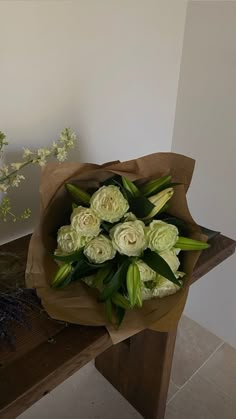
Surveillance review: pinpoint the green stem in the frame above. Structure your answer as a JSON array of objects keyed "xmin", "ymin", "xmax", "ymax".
[{"xmin": 0, "ymin": 159, "xmax": 34, "ymax": 183}]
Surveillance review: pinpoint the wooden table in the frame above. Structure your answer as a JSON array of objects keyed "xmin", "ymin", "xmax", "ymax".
[{"xmin": 0, "ymin": 234, "xmax": 235, "ymax": 419}]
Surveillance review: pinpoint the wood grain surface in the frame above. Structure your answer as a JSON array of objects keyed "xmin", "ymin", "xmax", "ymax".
[{"xmin": 96, "ymin": 329, "xmax": 177, "ymax": 419}]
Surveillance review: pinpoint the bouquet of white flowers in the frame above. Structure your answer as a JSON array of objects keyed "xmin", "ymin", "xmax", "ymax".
[
  {"xmin": 26, "ymin": 153, "xmax": 208, "ymax": 342},
  {"xmin": 51, "ymin": 174, "xmax": 208, "ymax": 326}
]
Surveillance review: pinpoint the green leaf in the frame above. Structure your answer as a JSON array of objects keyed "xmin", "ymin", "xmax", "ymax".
[
  {"xmin": 140, "ymin": 175, "xmax": 172, "ymax": 197},
  {"xmin": 122, "ymin": 177, "xmax": 140, "ymax": 197},
  {"xmin": 160, "ymin": 216, "xmax": 189, "ymax": 235},
  {"xmin": 156, "ymin": 203, "xmax": 169, "ymax": 216},
  {"xmin": 154, "ymin": 182, "xmax": 181, "ymax": 196},
  {"xmin": 93, "ymin": 266, "xmax": 109, "ymax": 288},
  {"xmin": 101, "ymin": 221, "xmax": 114, "ymax": 233},
  {"xmin": 102, "ymin": 174, "xmax": 122, "ymax": 187},
  {"xmin": 142, "ymin": 250, "xmax": 181, "ymax": 286},
  {"xmin": 94, "ymin": 264, "xmax": 115, "ymax": 288},
  {"xmin": 144, "ymin": 280, "xmax": 155, "ymax": 290},
  {"xmin": 103, "ymin": 266, "xmax": 117, "ymax": 285},
  {"xmin": 141, "ymin": 177, "xmax": 181, "ymax": 198},
  {"xmin": 99, "ymin": 258, "xmax": 130, "ymax": 301},
  {"xmin": 70, "ymin": 258, "xmax": 99, "ymax": 281},
  {"xmin": 85, "ymin": 260, "xmax": 110, "ymax": 269},
  {"xmin": 65, "ymin": 183, "xmax": 91, "ymax": 205},
  {"xmin": 52, "ymin": 252, "xmax": 112, "ymax": 289},
  {"xmin": 129, "ymin": 196, "xmax": 155, "ymax": 218},
  {"xmin": 112, "ymin": 292, "xmax": 131, "ymax": 309},
  {"xmin": 105, "ymin": 299, "xmax": 113, "ymax": 324},
  {"xmin": 53, "ymin": 249, "xmax": 84, "ymax": 263},
  {"xmin": 115, "ymin": 306, "xmax": 126, "ymax": 328}
]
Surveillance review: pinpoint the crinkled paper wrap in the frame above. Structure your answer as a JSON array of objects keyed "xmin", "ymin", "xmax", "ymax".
[{"xmin": 26, "ymin": 153, "xmax": 206, "ymax": 344}]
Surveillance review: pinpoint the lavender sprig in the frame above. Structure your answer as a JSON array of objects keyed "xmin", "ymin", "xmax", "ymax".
[{"xmin": 0, "ymin": 289, "xmax": 40, "ymax": 347}]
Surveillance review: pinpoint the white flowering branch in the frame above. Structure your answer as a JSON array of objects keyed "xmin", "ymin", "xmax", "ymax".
[{"xmin": 0, "ymin": 128, "xmax": 77, "ymax": 222}]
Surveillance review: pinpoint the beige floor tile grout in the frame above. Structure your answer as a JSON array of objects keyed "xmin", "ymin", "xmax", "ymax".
[
  {"xmin": 167, "ymin": 340, "xmax": 225, "ymax": 406},
  {"xmin": 170, "ymin": 380, "xmax": 181, "ymax": 390}
]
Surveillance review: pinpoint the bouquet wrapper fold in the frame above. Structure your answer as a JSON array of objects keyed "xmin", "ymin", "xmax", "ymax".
[{"xmin": 26, "ymin": 153, "xmax": 206, "ymax": 344}]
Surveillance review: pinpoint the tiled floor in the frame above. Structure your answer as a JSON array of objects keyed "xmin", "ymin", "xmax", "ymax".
[
  {"xmin": 18, "ymin": 316, "xmax": 236, "ymax": 419},
  {"xmin": 165, "ymin": 317, "xmax": 235, "ymax": 419}
]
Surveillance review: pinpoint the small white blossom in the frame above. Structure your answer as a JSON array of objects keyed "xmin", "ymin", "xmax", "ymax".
[
  {"xmin": 37, "ymin": 157, "xmax": 47, "ymax": 167},
  {"xmin": 0, "ymin": 131, "xmax": 8, "ymax": 153},
  {"xmin": 11, "ymin": 174, "xmax": 25, "ymax": 187},
  {"xmin": 52, "ymin": 141, "xmax": 58, "ymax": 152},
  {"xmin": 37, "ymin": 148, "xmax": 51, "ymax": 158},
  {"xmin": 59, "ymin": 132, "xmax": 67, "ymax": 143},
  {"xmin": 69, "ymin": 131, "xmax": 76, "ymax": 145},
  {"xmin": 11, "ymin": 162, "xmax": 24, "ymax": 171},
  {"xmin": 56, "ymin": 146, "xmax": 68, "ymax": 162},
  {"xmin": 21, "ymin": 208, "xmax": 31, "ymax": 219},
  {"xmin": 59, "ymin": 128, "xmax": 76, "ymax": 149},
  {"xmin": 0, "ymin": 165, "xmax": 9, "ymax": 176},
  {"xmin": 0, "ymin": 127, "xmax": 77, "ymax": 222},
  {"xmin": 23, "ymin": 148, "xmax": 34, "ymax": 159},
  {"xmin": 0, "ymin": 183, "xmax": 9, "ymax": 192},
  {"xmin": 0, "ymin": 196, "xmax": 11, "ymax": 221}
]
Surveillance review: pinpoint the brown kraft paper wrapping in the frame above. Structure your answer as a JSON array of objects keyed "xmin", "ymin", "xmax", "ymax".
[{"xmin": 26, "ymin": 153, "xmax": 207, "ymax": 344}]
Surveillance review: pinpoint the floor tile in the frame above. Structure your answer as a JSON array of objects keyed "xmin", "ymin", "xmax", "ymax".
[
  {"xmin": 198, "ymin": 343, "xmax": 236, "ymax": 400},
  {"xmin": 165, "ymin": 373, "xmax": 236, "ymax": 419},
  {"xmin": 18, "ymin": 362, "xmax": 142, "ymax": 419},
  {"xmin": 171, "ymin": 315, "xmax": 222, "ymax": 387},
  {"xmin": 167, "ymin": 381, "xmax": 179, "ymax": 402}
]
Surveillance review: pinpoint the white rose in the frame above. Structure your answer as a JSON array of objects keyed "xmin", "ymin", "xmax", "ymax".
[
  {"xmin": 57, "ymin": 225, "xmax": 89, "ymax": 254},
  {"xmin": 147, "ymin": 220, "xmax": 178, "ymax": 252},
  {"xmin": 123, "ymin": 212, "xmax": 137, "ymax": 222},
  {"xmin": 136, "ymin": 260, "xmax": 156, "ymax": 282},
  {"xmin": 71, "ymin": 206, "xmax": 100, "ymax": 237},
  {"xmin": 159, "ymin": 248, "xmax": 180, "ymax": 273},
  {"xmin": 84, "ymin": 234, "xmax": 116, "ymax": 264},
  {"xmin": 90, "ymin": 185, "xmax": 129, "ymax": 223},
  {"xmin": 110, "ymin": 220, "xmax": 147, "ymax": 257}
]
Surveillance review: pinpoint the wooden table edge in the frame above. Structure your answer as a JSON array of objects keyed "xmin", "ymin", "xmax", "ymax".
[{"xmin": 0, "ymin": 233, "xmax": 235, "ymax": 419}]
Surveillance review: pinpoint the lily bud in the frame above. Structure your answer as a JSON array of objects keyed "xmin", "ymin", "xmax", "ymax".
[
  {"xmin": 66, "ymin": 183, "xmax": 91, "ymax": 205},
  {"xmin": 51, "ymin": 263, "xmax": 72, "ymax": 288},
  {"xmin": 140, "ymin": 175, "xmax": 172, "ymax": 197},
  {"xmin": 175, "ymin": 237, "xmax": 210, "ymax": 250},
  {"xmin": 135, "ymin": 288, "xmax": 143, "ymax": 307},
  {"xmin": 143, "ymin": 188, "xmax": 174, "ymax": 220},
  {"xmin": 126, "ymin": 262, "xmax": 141, "ymax": 307}
]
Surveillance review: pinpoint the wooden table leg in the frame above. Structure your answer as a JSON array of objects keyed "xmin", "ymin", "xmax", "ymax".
[{"xmin": 95, "ymin": 328, "xmax": 177, "ymax": 419}]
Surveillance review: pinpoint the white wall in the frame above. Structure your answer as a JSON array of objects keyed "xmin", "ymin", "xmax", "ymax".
[
  {"xmin": 0, "ymin": 0, "xmax": 187, "ymax": 244},
  {"xmin": 172, "ymin": 1, "xmax": 236, "ymax": 347}
]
